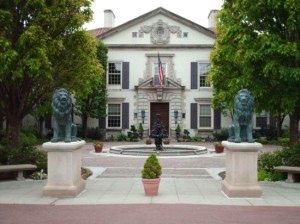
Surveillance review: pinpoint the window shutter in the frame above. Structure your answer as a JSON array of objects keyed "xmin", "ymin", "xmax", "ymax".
[
  {"xmin": 99, "ymin": 117, "xmax": 106, "ymax": 129},
  {"xmin": 122, "ymin": 102, "xmax": 129, "ymax": 129},
  {"xmin": 191, "ymin": 62, "xmax": 198, "ymax": 89},
  {"xmin": 214, "ymin": 109, "xmax": 221, "ymax": 129},
  {"xmin": 191, "ymin": 103, "xmax": 198, "ymax": 129},
  {"xmin": 122, "ymin": 62, "xmax": 129, "ymax": 89}
]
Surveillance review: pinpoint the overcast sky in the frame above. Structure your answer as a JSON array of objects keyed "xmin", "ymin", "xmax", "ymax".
[{"xmin": 84, "ymin": 0, "xmax": 223, "ymax": 30}]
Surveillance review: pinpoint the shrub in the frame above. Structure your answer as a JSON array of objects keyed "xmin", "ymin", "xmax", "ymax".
[
  {"xmin": 87, "ymin": 127, "xmax": 103, "ymax": 140},
  {"xmin": 138, "ymin": 123, "xmax": 144, "ymax": 132},
  {"xmin": 281, "ymin": 144, "xmax": 300, "ymax": 166},
  {"xmin": 258, "ymin": 151, "xmax": 284, "ymax": 172},
  {"xmin": 141, "ymin": 154, "xmax": 162, "ymax": 179},
  {"xmin": 20, "ymin": 132, "xmax": 39, "ymax": 146},
  {"xmin": 257, "ymin": 137, "xmax": 268, "ymax": 145},
  {"xmin": 183, "ymin": 129, "xmax": 191, "ymax": 141},
  {"xmin": 175, "ymin": 124, "xmax": 181, "ymax": 133},
  {"xmin": 116, "ymin": 133, "xmax": 127, "ymax": 141},
  {"xmin": 258, "ymin": 168, "xmax": 284, "ymax": 181},
  {"xmin": 30, "ymin": 170, "xmax": 48, "ymax": 180},
  {"xmin": 257, "ymin": 144, "xmax": 300, "ymax": 182},
  {"xmin": 128, "ymin": 125, "xmax": 139, "ymax": 141},
  {"xmin": 0, "ymin": 145, "xmax": 47, "ymax": 172},
  {"xmin": 81, "ymin": 167, "xmax": 93, "ymax": 180},
  {"xmin": 278, "ymin": 137, "xmax": 289, "ymax": 146},
  {"xmin": 213, "ymin": 129, "xmax": 229, "ymax": 141}
]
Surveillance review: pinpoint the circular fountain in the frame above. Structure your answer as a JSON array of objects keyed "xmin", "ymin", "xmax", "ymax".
[
  {"xmin": 109, "ymin": 144, "xmax": 207, "ymax": 156},
  {"xmin": 109, "ymin": 114, "xmax": 207, "ymax": 156}
]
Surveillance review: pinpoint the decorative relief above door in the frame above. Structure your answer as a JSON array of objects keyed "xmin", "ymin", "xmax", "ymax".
[{"xmin": 139, "ymin": 19, "xmax": 182, "ymax": 44}]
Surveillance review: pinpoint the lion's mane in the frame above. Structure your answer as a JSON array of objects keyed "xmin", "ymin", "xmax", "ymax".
[{"xmin": 52, "ymin": 89, "xmax": 72, "ymax": 124}]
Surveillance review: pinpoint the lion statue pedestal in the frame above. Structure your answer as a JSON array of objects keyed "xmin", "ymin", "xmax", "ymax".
[
  {"xmin": 43, "ymin": 141, "xmax": 86, "ymax": 197},
  {"xmin": 221, "ymin": 141, "xmax": 262, "ymax": 198}
]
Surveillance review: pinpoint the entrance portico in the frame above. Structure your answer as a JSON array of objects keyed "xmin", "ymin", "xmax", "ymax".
[{"xmin": 135, "ymin": 77, "xmax": 185, "ymax": 136}]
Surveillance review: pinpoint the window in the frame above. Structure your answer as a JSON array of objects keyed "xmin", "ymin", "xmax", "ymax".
[
  {"xmin": 153, "ymin": 62, "xmax": 166, "ymax": 85},
  {"xmin": 199, "ymin": 63, "xmax": 210, "ymax": 87},
  {"xmin": 256, "ymin": 111, "xmax": 267, "ymax": 128},
  {"xmin": 108, "ymin": 62, "xmax": 121, "ymax": 85},
  {"xmin": 183, "ymin": 32, "xmax": 188, "ymax": 37},
  {"xmin": 199, "ymin": 104, "xmax": 212, "ymax": 128},
  {"xmin": 107, "ymin": 104, "xmax": 121, "ymax": 128}
]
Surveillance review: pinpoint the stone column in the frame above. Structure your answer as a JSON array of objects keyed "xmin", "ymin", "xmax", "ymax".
[
  {"xmin": 221, "ymin": 141, "xmax": 262, "ymax": 198},
  {"xmin": 43, "ymin": 141, "xmax": 86, "ymax": 197}
]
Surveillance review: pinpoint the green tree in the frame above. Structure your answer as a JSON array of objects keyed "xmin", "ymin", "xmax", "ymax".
[
  {"xmin": 210, "ymin": 0, "xmax": 300, "ymax": 144},
  {"xmin": 74, "ymin": 41, "xmax": 108, "ymax": 138},
  {"xmin": 0, "ymin": 0, "xmax": 103, "ymax": 147}
]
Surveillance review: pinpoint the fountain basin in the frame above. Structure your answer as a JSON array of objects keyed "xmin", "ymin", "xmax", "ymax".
[{"xmin": 109, "ymin": 145, "xmax": 207, "ymax": 156}]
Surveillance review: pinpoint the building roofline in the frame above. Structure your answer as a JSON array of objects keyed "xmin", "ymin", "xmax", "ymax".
[{"xmin": 96, "ymin": 7, "xmax": 216, "ymax": 39}]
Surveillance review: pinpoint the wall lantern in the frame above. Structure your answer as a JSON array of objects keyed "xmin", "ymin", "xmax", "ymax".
[
  {"xmin": 141, "ymin": 109, "xmax": 145, "ymax": 124},
  {"xmin": 174, "ymin": 110, "xmax": 178, "ymax": 124}
]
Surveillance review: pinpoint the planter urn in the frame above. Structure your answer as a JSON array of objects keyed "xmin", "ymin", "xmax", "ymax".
[{"xmin": 142, "ymin": 178, "xmax": 160, "ymax": 196}]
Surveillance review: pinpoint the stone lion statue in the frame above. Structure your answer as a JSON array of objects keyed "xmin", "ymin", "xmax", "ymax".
[
  {"xmin": 51, "ymin": 88, "xmax": 78, "ymax": 142},
  {"xmin": 228, "ymin": 89, "xmax": 254, "ymax": 143}
]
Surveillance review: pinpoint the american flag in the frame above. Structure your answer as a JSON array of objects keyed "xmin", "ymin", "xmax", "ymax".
[{"xmin": 158, "ymin": 53, "xmax": 164, "ymax": 86}]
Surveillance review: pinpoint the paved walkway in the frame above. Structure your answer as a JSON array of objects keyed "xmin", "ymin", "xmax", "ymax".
[{"xmin": 1, "ymin": 141, "xmax": 300, "ymax": 223}]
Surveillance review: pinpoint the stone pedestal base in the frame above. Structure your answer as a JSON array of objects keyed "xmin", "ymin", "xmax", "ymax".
[
  {"xmin": 43, "ymin": 141, "xmax": 86, "ymax": 197},
  {"xmin": 221, "ymin": 141, "xmax": 263, "ymax": 198}
]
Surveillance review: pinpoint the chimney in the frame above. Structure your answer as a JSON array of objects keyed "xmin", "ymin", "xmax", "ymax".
[
  {"xmin": 208, "ymin": 10, "xmax": 219, "ymax": 29},
  {"xmin": 104, "ymin": 9, "xmax": 115, "ymax": 28}
]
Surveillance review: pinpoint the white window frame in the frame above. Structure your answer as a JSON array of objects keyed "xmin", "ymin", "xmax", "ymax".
[
  {"xmin": 198, "ymin": 103, "xmax": 214, "ymax": 129},
  {"xmin": 107, "ymin": 103, "xmax": 122, "ymax": 129},
  {"xmin": 107, "ymin": 62, "xmax": 122, "ymax": 87},
  {"xmin": 199, "ymin": 63, "xmax": 211, "ymax": 88}
]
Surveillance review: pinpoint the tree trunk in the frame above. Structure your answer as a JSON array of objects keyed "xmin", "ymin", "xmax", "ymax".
[
  {"xmin": 38, "ymin": 117, "xmax": 44, "ymax": 138},
  {"xmin": 7, "ymin": 119, "xmax": 22, "ymax": 148},
  {"xmin": 0, "ymin": 113, "xmax": 3, "ymax": 130},
  {"xmin": 82, "ymin": 113, "xmax": 88, "ymax": 138},
  {"xmin": 289, "ymin": 108, "xmax": 300, "ymax": 145},
  {"xmin": 276, "ymin": 116, "xmax": 281, "ymax": 139}
]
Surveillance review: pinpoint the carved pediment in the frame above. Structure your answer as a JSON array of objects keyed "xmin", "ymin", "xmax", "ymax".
[{"xmin": 139, "ymin": 19, "xmax": 182, "ymax": 44}]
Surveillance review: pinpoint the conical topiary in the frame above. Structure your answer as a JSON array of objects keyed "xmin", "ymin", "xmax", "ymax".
[{"xmin": 141, "ymin": 154, "xmax": 162, "ymax": 179}]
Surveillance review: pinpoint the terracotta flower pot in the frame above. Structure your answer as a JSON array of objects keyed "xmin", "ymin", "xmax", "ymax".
[
  {"xmin": 163, "ymin": 139, "xmax": 170, "ymax": 144},
  {"xmin": 94, "ymin": 143, "xmax": 103, "ymax": 153},
  {"xmin": 215, "ymin": 145, "xmax": 224, "ymax": 153},
  {"xmin": 142, "ymin": 178, "xmax": 160, "ymax": 196}
]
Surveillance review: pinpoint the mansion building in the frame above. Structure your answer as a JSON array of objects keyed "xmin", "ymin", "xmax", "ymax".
[{"xmin": 82, "ymin": 7, "xmax": 271, "ymax": 138}]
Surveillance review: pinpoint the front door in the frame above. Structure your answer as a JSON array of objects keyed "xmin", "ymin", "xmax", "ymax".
[{"xmin": 150, "ymin": 103, "xmax": 169, "ymax": 135}]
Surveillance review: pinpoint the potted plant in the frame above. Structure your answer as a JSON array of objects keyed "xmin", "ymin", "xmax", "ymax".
[
  {"xmin": 138, "ymin": 123, "xmax": 144, "ymax": 139},
  {"xmin": 145, "ymin": 138, "xmax": 152, "ymax": 144},
  {"xmin": 141, "ymin": 154, "xmax": 162, "ymax": 196},
  {"xmin": 94, "ymin": 142, "xmax": 103, "ymax": 153},
  {"xmin": 213, "ymin": 142, "xmax": 224, "ymax": 153},
  {"xmin": 175, "ymin": 124, "xmax": 181, "ymax": 140},
  {"xmin": 163, "ymin": 138, "xmax": 170, "ymax": 144}
]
